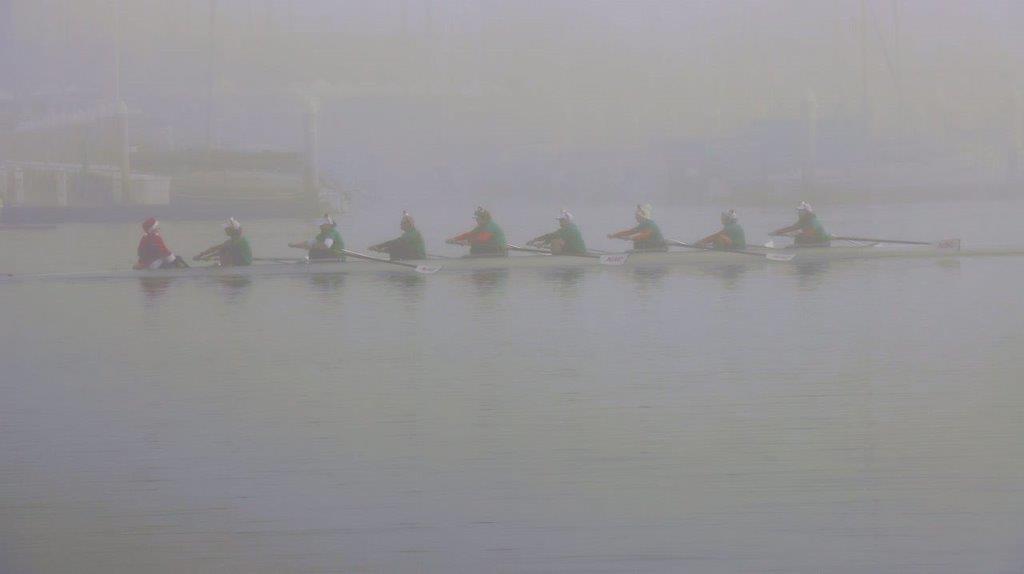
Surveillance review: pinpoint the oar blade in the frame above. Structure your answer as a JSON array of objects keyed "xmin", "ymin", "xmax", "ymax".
[
  {"xmin": 766, "ymin": 252, "xmax": 796, "ymax": 262},
  {"xmin": 414, "ymin": 265, "xmax": 442, "ymax": 274},
  {"xmin": 599, "ymin": 253, "xmax": 629, "ymax": 266},
  {"xmin": 937, "ymin": 238, "xmax": 961, "ymax": 251}
]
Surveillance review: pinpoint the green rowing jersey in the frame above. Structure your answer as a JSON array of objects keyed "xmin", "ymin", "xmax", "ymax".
[
  {"xmin": 632, "ymin": 219, "xmax": 666, "ymax": 251},
  {"xmin": 470, "ymin": 220, "xmax": 507, "ymax": 255},
  {"xmin": 558, "ymin": 223, "xmax": 587, "ymax": 254},
  {"xmin": 385, "ymin": 228, "xmax": 426, "ymax": 260},
  {"xmin": 312, "ymin": 228, "xmax": 345, "ymax": 259},
  {"xmin": 222, "ymin": 236, "xmax": 252, "ymax": 266},
  {"xmin": 538, "ymin": 223, "xmax": 587, "ymax": 255},
  {"xmin": 796, "ymin": 215, "xmax": 830, "ymax": 245},
  {"xmin": 722, "ymin": 222, "xmax": 746, "ymax": 249}
]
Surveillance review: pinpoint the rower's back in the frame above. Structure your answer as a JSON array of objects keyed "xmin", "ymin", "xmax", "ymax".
[
  {"xmin": 391, "ymin": 228, "xmax": 426, "ymax": 260},
  {"xmin": 722, "ymin": 221, "xmax": 746, "ymax": 249},
  {"xmin": 558, "ymin": 223, "xmax": 588, "ymax": 255},
  {"xmin": 632, "ymin": 219, "xmax": 667, "ymax": 251},
  {"xmin": 311, "ymin": 227, "xmax": 346, "ymax": 260},
  {"xmin": 222, "ymin": 235, "xmax": 253, "ymax": 266},
  {"xmin": 470, "ymin": 220, "xmax": 508, "ymax": 256},
  {"xmin": 795, "ymin": 215, "xmax": 830, "ymax": 247}
]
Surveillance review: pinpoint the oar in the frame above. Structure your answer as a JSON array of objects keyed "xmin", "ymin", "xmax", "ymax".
[
  {"xmin": 340, "ymin": 248, "xmax": 440, "ymax": 274},
  {"xmin": 668, "ymin": 239, "xmax": 795, "ymax": 262},
  {"xmin": 507, "ymin": 244, "xmax": 628, "ymax": 266},
  {"xmin": 507, "ymin": 244, "xmax": 551, "ymax": 255},
  {"xmin": 253, "ymin": 256, "xmax": 313, "ymax": 263},
  {"xmin": 830, "ymin": 236, "xmax": 961, "ymax": 250}
]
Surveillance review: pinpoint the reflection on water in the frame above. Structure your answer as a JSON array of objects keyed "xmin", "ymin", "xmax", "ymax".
[
  {"xmin": 379, "ymin": 272, "xmax": 428, "ymax": 309},
  {"xmin": 307, "ymin": 272, "xmax": 346, "ymax": 294},
  {"xmin": 466, "ymin": 269, "xmax": 508, "ymax": 296},
  {"xmin": 629, "ymin": 266, "xmax": 668, "ymax": 293},
  {"xmin": 137, "ymin": 276, "xmax": 176, "ymax": 304},
  {"xmin": 792, "ymin": 261, "xmax": 831, "ymax": 289},
  {"xmin": 5, "ymin": 255, "xmax": 1024, "ymax": 574},
  {"xmin": 213, "ymin": 275, "xmax": 252, "ymax": 302},
  {"xmin": 540, "ymin": 267, "xmax": 587, "ymax": 299},
  {"xmin": 385, "ymin": 271, "xmax": 428, "ymax": 291},
  {"xmin": 702, "ymin": 263, "xmax": 747, "ymax": 290}
]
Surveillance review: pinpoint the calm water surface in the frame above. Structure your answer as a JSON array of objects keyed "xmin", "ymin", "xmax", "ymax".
[{"xmin": 2, "ymin": 202, "xmax": 1024, "ymax": 573}]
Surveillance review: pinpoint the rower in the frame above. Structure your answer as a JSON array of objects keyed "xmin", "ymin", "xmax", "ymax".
[
  {"xmin": 770, "ymin": 202, "xmax": 830, "ymax": 246},
  {"xmin": 193, "ymin": 218, "xmax": 252, "ymax": 266},
  {"xmin": 527, "ymin": 209, "xmax": 587, "ymax": 255},
  {"xmin": 446, "ymin": 207, "xmax": 508, "ymax": 256},
  {"xmin": 608, "ymin": 203, "xmax": 667, "ymax": 251},
  {"xmin": 134, "ymin": 217, "xmax": 188, "ymax": 269},
  {"xmin": 697, "ymin": 209, "xmax": 746, "ymax": 250},
  {"xmin": 368, "ymin": 211, "xmax": 426, "ymax": 261},
  {"xmin": 289, "ymin": 214, "xmax": 345, "ymax": 260}
]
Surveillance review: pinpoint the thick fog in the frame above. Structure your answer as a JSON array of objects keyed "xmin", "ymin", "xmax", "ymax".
[
  {"xmin": 2, "ymin": 1, "xmax": 1023, "ymax": 206},
  {"xmin": 6, "ymin": 7, "xmax": 1024, "ymax": 573}
]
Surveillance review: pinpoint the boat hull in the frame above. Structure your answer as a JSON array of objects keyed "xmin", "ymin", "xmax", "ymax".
[{"xmin": 5, "ymin": 245, "xmax": 1024, "ymax": 283}]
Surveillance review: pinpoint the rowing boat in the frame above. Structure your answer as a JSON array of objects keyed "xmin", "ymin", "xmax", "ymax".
[{"xmin": 4, "ymin": 244, "xmax": 1024, "ymax": 283}]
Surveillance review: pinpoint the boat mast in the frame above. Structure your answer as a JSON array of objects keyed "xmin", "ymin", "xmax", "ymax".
[
  {"xmin": 860, "ymin": 0, "xmax": 869, "ymax": 135},
  {"xmin": 113, "ymin": 0, "xmax": 131, "ymax": 203},
  {"xmin": 205, "ymin": 0, "xmax": 218, "ymax": 151},
  {"xmin": 113, "ymin": 0, "xmax": 121, "ymax": 104},
  {"xmin": 892, "ymin": 0, "xmax": 902, "ymax": 148}
]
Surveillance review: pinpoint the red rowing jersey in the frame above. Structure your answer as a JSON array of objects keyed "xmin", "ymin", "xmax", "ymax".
[{"xmin": 137, "ymin": 232, "xmax": 173, "ymax": 267}]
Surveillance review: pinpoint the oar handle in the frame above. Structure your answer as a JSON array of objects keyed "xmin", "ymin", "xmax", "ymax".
[
  {"xmin": 669, "ymin": 239, "xmax": 795, "ymax": 261},
  {"xmin": 830, "ymin": 236, "xmax": 959, "ymax": 248},
  {"xmin": 669, "ymin": 239, "xmax": 756, "ymax": 257},
  {"xmin": 830, "ymin": 236, "xmax": 928, "ymax": 245},
  {"xmin": 507, "ymin": 244, "xmax": 551, "ymax": 255},
  {"xmin": 337, "ymin": 249, "xmax": 441, "ymax": 274},
  {"xmin": 253, "ymin": 257, "xmax": 310, "ymax": 263},
  {"xmin": 508, "ymin": 244, "xmax": 604, "ymax": 259},
  {"xmin": 340, "ymin": 248, "xmax": 417, "ymax": 269}
]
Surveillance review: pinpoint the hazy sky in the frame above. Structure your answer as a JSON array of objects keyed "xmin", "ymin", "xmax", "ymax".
[
  {"xmin": 3, "ymin": 1, "xmax": 1023, "ymax": 199},
  {"xmin": 6, "ymin": 1, "xmax": 1021, "ymax": 128}
]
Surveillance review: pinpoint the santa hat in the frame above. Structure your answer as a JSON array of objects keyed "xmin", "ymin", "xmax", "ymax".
[{"xmin": 142, "ymin": 217, "xmax": 159, "ymax": 232}]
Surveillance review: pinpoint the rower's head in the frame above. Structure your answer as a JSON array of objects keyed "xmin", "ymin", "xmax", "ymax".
[
  {"xmin": 797, "ymin": 202, "xmax": 814, "ymax": 220},
  {"xmin": 635, "ymin": 203, "xmax": 652, "ymax": 223},
  {"xmin": 142, "ymin": 217, "xmax": 159, "ymax": 234},
  {"xmin": 557, "ymin": 209, "xmax": 573, "ymax": 227},
  {"xmin": 224, "ymin": 217, "xmax": 242, "ymax": 237},
  {"xmin": 474, "ymin": 206, "xmax": 491, "ymax": 223},
  {"xmin": 400, "ymin": 210, "xmax": 415, "ymax": 231},
  {"xmin": 317, "ymin": 214, "xmax": 335, "ymax": 230},
  {"xmin": 721, "ymin": 209, "xmax": 738, "ymax": 225}
]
